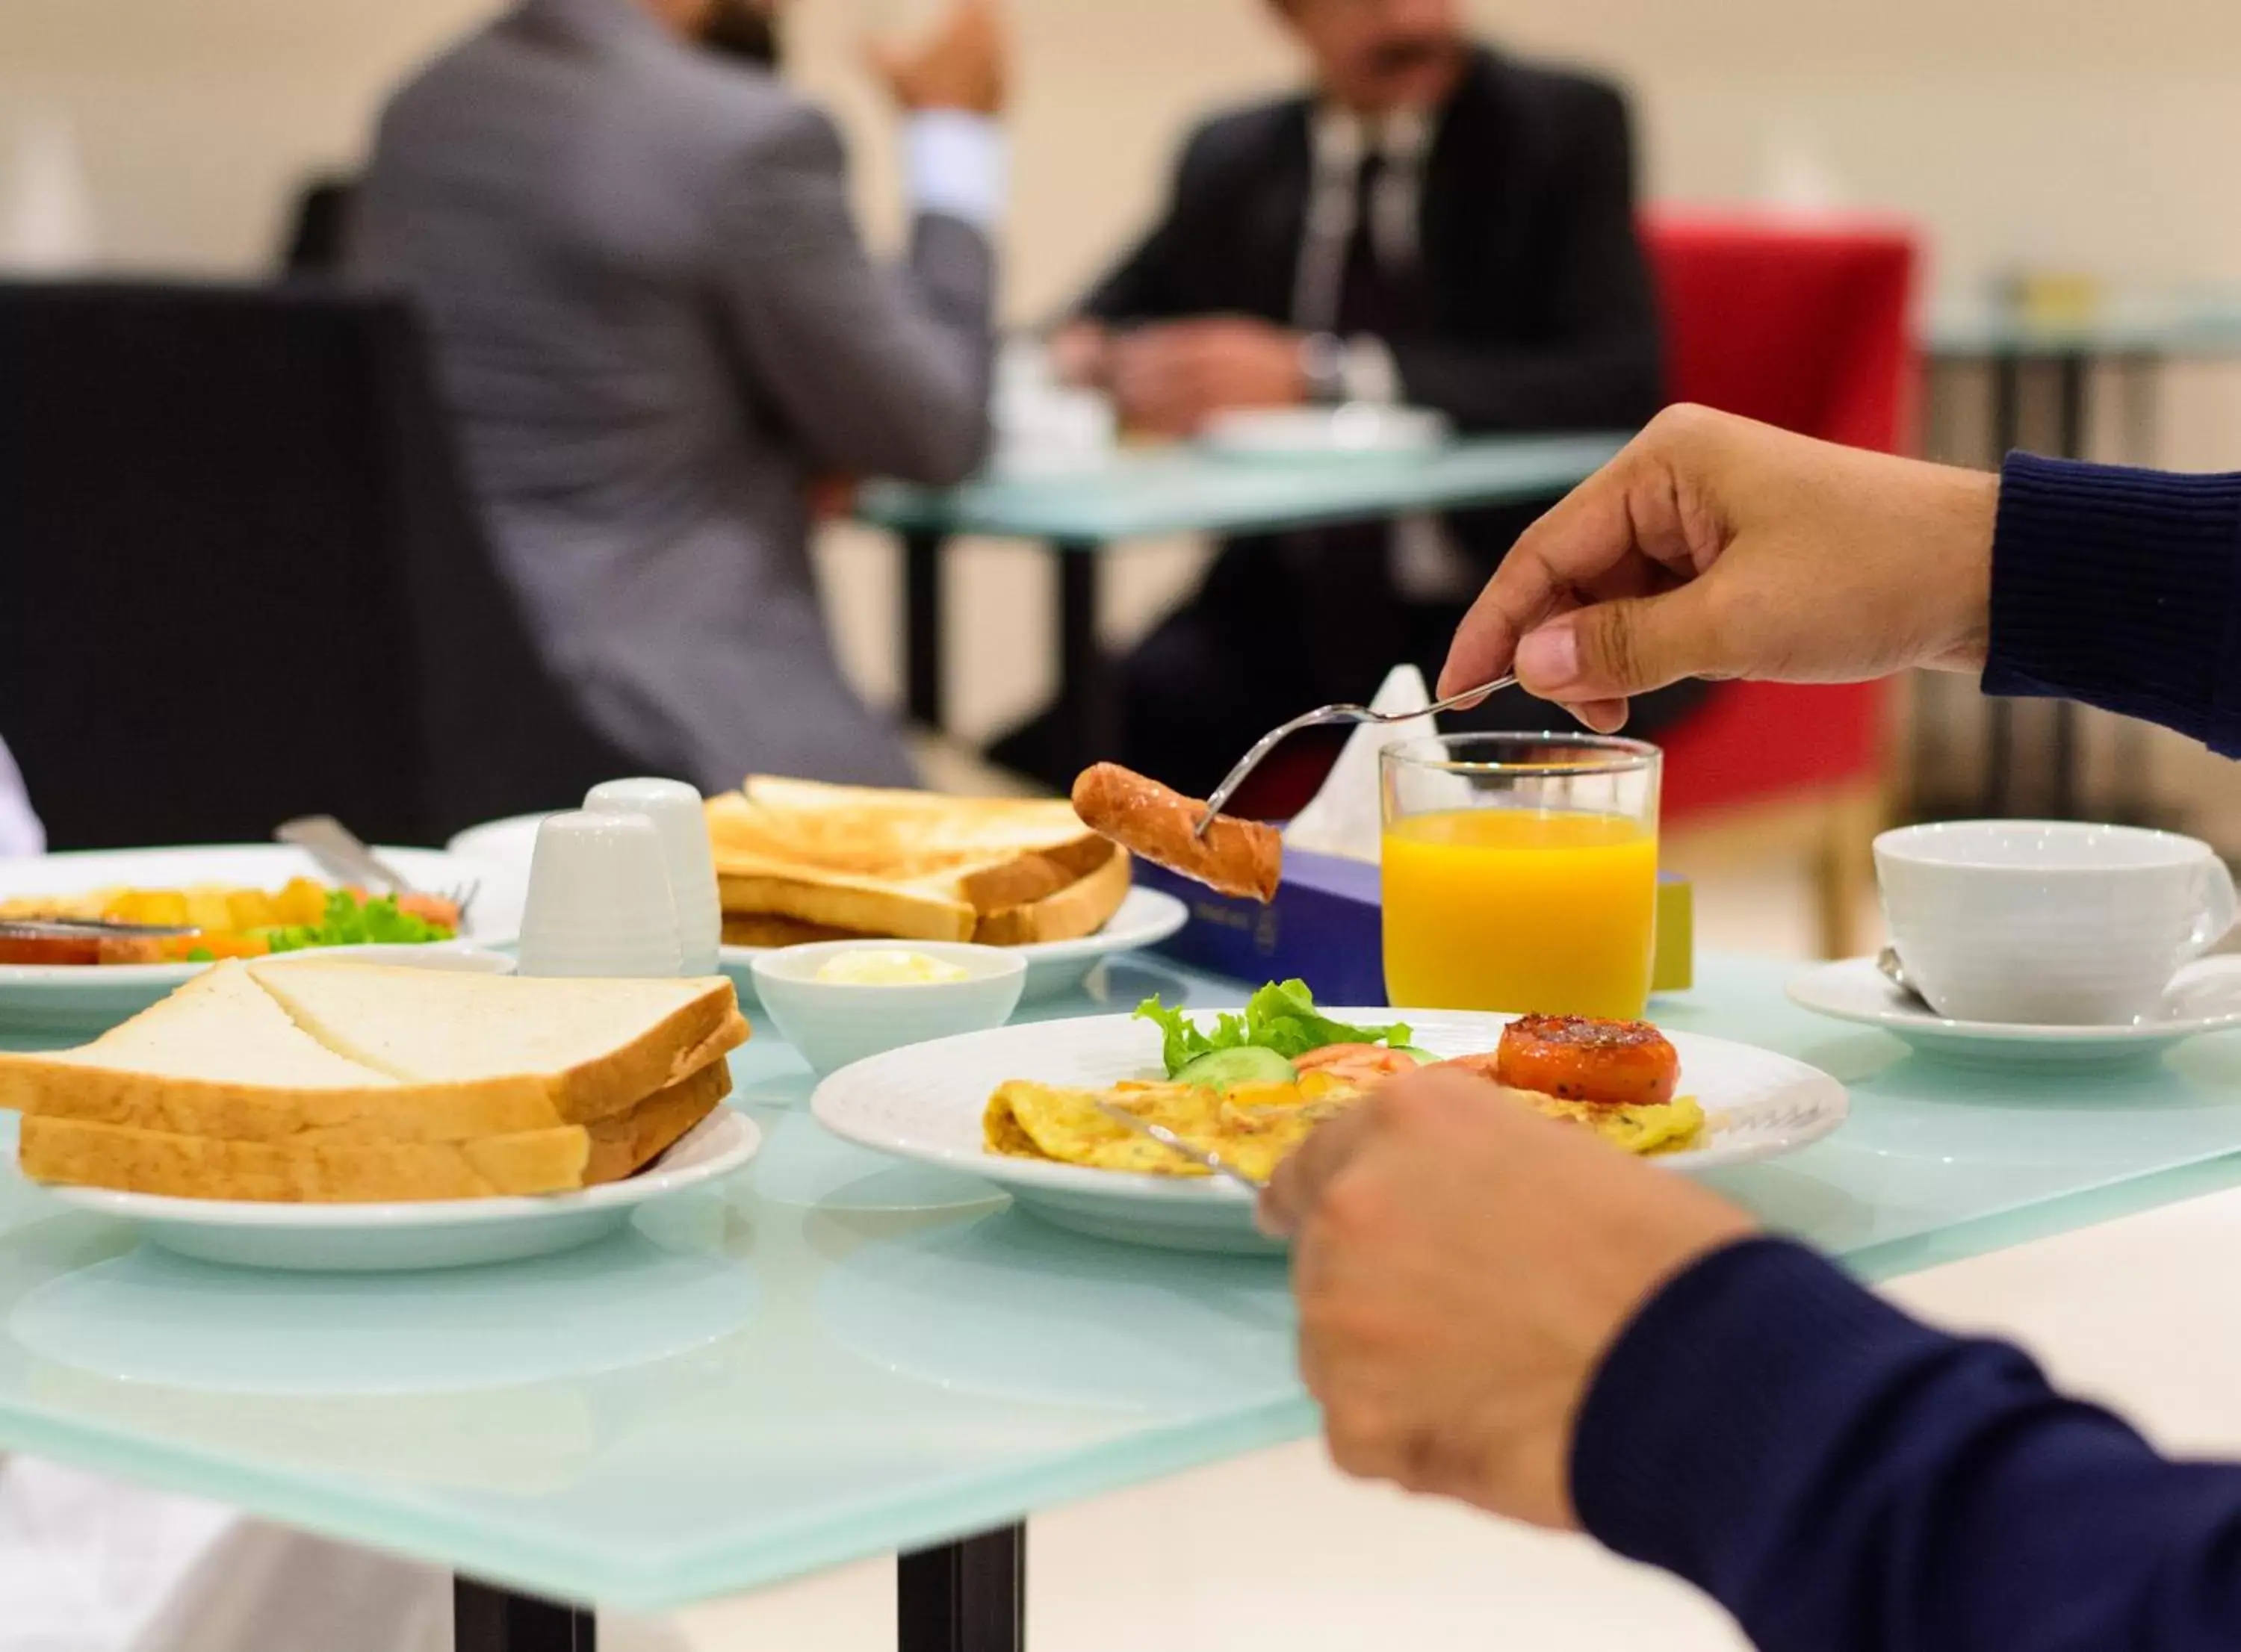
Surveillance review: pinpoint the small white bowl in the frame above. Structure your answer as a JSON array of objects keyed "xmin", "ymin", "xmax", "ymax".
[{"xmin": 750, "ymin": 941, "xmax": 1026, "ymax": 1077}]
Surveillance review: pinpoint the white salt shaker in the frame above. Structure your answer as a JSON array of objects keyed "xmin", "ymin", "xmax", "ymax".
[
  {"xmin": 516, "ymin": 810, "xmax": 682, "ymax": 978},
  {"xmin": 584, "ymin": 777, "xmax": 722, "ymax": 975}
]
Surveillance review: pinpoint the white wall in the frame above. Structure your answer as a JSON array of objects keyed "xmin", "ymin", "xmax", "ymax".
[
  {"xmin": 14, "ymin": 1, "xmax": 2241, "ymax": 302},
  {"xmin": 7, "ymin": 0, "xmax": 2241, "ymax": 737}
]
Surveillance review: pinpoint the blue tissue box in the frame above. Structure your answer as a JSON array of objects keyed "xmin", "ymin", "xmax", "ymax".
[
  {"xmin": 1137, "ymin": 848, "xmax": 1387, "ymax": 1004},
  {"xmin": 1138, "ymin": 851, "xmax": 1693, "ymax": 1006}
]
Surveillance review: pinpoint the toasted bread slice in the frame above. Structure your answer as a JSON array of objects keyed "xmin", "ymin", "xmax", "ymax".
[
  {"xmin": 19, "ymin": 1057, "xmax": 733, "ymax": 1203},
  {"xmin": 720, "ymin": 913, "xmax": 861, "ymax": 948},
  {"xmin": 247, "ymin": 961, "xmax": 744, "ymax": 1125},
  {"xmin": 0, "ymin": 960, "xmax": 746, "ymax": 1142},
  {"xmin": 707, "ymin": 777, "xmax": 1120, "ymax": 940},
  {"xmin": 973, "ymin": 848, "xmax": 1132, "ymax": 945}
]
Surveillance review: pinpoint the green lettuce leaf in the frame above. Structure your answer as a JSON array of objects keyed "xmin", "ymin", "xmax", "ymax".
[{"xmin": 1133, "ymin": 980, "xmax": 1410, "ymax": 1077}]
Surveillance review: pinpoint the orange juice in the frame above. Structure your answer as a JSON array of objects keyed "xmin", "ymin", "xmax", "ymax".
[{"xmin": 1382, "ymin": 808, "xmax": 1658, "ymax": 1016}]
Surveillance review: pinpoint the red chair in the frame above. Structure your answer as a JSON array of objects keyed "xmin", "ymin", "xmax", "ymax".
[{"xmin": 1645, "ymin": 214, "xmax": 1919, "ymax": 956}]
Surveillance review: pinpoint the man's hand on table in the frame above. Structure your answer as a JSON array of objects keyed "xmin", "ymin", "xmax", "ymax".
[
  {"xmin": 1441, "ymin": 405, "xmax": 2001, "ymax": 733},
  {"xmin": 1107, "ymin": 317, "xmax": 1307, "ymax": 436},
  {"xmin": 1260, "ymin": 1068, "xmax": 1755, "ymax": 1529}
]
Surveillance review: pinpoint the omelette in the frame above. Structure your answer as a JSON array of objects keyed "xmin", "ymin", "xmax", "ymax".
[
  {"xmin": 981, "ymin": 1068, "xmax": 1705, "ymax": 1180},
  {"xmin": 985, "ymin": 1079, "xmax": 1338, "ymax": 1183}
]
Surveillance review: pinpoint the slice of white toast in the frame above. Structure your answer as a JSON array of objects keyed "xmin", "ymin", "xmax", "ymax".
[
  {"xmin": 707, "ymin": 776, "xmax": 1118, "ymax": 940},
  {"xmin": 19, "ymin": 1054, "xmax": 732, "ymax": 1202},
  {"xmin": 0, "ymin": 960, "xmax": 746, "ymax": 1143}
]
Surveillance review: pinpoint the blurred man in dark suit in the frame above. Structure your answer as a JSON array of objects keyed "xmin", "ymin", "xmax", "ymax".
[{"xmin": 994, "ymin": 0, "xmax": 1695, "ymax": 798}]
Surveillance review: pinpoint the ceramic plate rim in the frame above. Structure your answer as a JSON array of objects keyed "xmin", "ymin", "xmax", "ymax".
[
  {"xmin": 24, "ymin": 1108, "xmax": 760, "ymax": 1230},
  {"xmin": 1787, "ymin": 956, "xmax": 2241, "ymax": 1043},
  {"xmin": 716, "ymin": 885, "xmax": 1188, "ymax": 970},
  {"xmin": 813, "ymin": 1009, "xmax": 1848, "ymax": 1203}
]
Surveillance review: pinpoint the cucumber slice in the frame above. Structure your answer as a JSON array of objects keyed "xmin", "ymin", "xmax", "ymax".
[
  {"xmin": 1174, "ymin": 1046, "xmax": 1298, "ymax": 1090},
  {"xmin": 1391, "ymin": 1046, "xmax": 1442, "ymax": 1067}
]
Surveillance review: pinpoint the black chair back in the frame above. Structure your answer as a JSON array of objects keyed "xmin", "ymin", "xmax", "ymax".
[{"xmin": 0, "ymin": 282, "xmax": 637, "ymax": 850}]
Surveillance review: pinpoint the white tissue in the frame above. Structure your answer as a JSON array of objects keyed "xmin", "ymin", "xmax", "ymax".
[{"xmin": 1281, "ymin": 665, "xmax": 1434, "ymax": 863}]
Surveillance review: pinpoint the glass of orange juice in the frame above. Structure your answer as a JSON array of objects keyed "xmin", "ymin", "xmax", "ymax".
[{"xmin": 1380, "ymin": 732, "xmax": 1661, "ymax": 1017}]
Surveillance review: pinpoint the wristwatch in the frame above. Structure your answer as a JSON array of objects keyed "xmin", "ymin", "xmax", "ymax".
[{"xmin": 1298, "ymin": 331, "xmax": 1348, "ymax": 404}]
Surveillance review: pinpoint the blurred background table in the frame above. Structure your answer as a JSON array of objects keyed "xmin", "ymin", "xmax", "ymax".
[
  {"xmin": 855, "ymin": 433, "xmax": 1628, "ymax": 777},
  {"xmin": 1920, "ymin": 289, "xmax": 2241, "ymax": 824}
]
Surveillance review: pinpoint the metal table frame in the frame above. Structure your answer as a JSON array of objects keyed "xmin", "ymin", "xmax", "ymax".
[{"xmin": 456, "ymin": 1525, "xmax": 1025, "ymax": 1652}]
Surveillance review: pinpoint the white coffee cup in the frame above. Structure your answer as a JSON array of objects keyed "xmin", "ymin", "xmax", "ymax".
[
  {"xmin": 517, "ymin": 810, "xmax": 682, "ymax": 979},
  {"xmin": 1875, "ymin": 819, "xmax": 2238, "ymax": 1025},
  {"xmin": 583, "ymin": 777, "xmax": 721, "ymax": 976}
]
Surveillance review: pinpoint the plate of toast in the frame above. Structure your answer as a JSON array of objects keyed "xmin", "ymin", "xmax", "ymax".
[
  {"xmin": 453, "ymin": 779, "xmax": 1189, "ymax": 1004},
  {"xmin": 705, "ymin": 778, "xmax": 1188, "ymax": 1001},
  {"xmin": 1, "ymin": 960, "xmax": 757, "ymax": 1270}
]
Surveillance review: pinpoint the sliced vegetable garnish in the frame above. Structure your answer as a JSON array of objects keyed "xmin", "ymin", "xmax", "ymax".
[{"xmin": 1134, "ymin": 979, "xmax": 1412, "ymax": 1079}]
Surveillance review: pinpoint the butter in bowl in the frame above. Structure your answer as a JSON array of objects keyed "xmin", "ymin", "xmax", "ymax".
[{"xmin": 750, "ymin": 940, "xmax": 1026, "ymax": 1075}]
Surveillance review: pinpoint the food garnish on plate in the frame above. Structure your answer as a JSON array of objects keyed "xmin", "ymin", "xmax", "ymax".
[
  {"xmin": 706, "ymin": 774, "xmax": 1129, "ymax": 946},
  {"xmin": 982, "ymin": 981, "xmax": 1702, "ymax": 1178},
  {"xmin": 0, "ymin": 961, "xmax": 747, "ymax": 1202},
  {"xmin": 0, "ymin": 879, "xmax": 459, "ymax": 966},
  {"xmin": 1069, "ymin": 762, "xmax": 1281, "ymax": 903}
]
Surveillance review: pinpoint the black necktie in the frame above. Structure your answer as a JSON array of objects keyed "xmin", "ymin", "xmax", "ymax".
[{"xmin": 1333, "ymin": 152, "xmax": 1419, "ymax": 339}]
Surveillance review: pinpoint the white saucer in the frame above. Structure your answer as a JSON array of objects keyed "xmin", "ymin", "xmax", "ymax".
[
  {"xmin": 22, "ymin": 1108, "xmax": 760, "ymax": 1272},
  {"xmin": 1787, "ymin": 955, "xmax": 2241, "ymax": 1066}
]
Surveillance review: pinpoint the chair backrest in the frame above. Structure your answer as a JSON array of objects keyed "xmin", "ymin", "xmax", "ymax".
[
  {"xmin": 1646, "ymin": 215, "xmax": 1917, "ymax": 453},
  {"xmin": 1640, "ymin": 217, "xmax": 1919, "ymax": 819},
  {"xmin": 0, "ymin": 282, "xmax": 636, "ymax": 851},
  {"xmin": 279, "ymin": 176, "xmax": 358, "ymax": 277}
]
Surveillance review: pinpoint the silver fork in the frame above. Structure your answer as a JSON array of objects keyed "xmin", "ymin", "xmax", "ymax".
[
  {"xmin": 1193, "ymin": 674, "xmax": 1518, "ymax": 837},
  {"xmin": 1090, "ymin": 1098, "xmax": 1268, "ymax": 1193},
  {"xmin": 275, "ymin": 815, "xmax": 480, "ymax": 923}
]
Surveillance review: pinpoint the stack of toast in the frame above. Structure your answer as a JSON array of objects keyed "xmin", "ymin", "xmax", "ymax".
[
  {"xmin": 0, "ymin": 960, "xmax": 747, "ymax": 1201},
  {"xmin": 707, "ymin": 776, "xmax": 1131, "ymax": 947}
]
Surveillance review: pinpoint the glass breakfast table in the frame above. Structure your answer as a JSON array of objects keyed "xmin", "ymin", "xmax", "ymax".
[
  {"xmin": 9, "ymin": 952, "xmax": 2241, "ymax": 1652},
  {"xmin": 852, "ymin": 433, "xmax": 1629, "ymax": 774}
]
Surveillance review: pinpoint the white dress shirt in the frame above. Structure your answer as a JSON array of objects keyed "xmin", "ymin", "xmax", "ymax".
[
  {"xmin": 904, "ymin": 111, "xmax": 1007, "ymax": 230},
  {"xmin": 0, "ymin": 736, "xmax": 40, "ymax": 858},
  {"xmin": 1293, "ymin": 105, "xmax": 1477, "ymax": 604}
]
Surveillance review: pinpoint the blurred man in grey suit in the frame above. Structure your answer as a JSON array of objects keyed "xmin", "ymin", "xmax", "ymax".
[{"xmin": 353, "ymin": 0, "xmax": 1006, "ymax": 789}]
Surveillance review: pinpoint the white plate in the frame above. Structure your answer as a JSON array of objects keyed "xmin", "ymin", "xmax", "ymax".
[
  {"xmin": 20, "ymin": 1108, "xmax": 760, "ymax": 1273},
  {"xmin": 1199, "ymin": 406, "xmax": 1449, "ymax": 463},
  {"xmin": 721, "ymin": 886, "xmax": 1188, "ymax": 1006},
  {"xmin": 813, "ymin": 1010, "xmax": 1847, "ymax": 1253},
  {"xmin": 0, "ymin": 845, "xmax": 521, "ymax": 1043},
  {"xmin": 449, "ymin": 815, "xmax": 1190, "ymax": 1004},
  {"xmin": 1788, "ymin": 954, "xmax": 2241, "ymax": 1066}
]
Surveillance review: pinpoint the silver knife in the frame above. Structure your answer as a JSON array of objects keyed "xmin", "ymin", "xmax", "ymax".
[
  {"xmin": 1091, "ymin": 1098, "xmax": 1268, "ymax": 1193},
  {"xmin": 0, "ymin": 917, "xmax": 201, "ymax": 940}
]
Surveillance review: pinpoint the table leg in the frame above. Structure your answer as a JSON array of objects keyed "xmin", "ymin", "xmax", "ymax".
[
  {"xmin": 1983, "ymin": 353, "xmax": 2024, "ymax": 818},
  {"xmin": 904, "ymin": 531, "xmax": 948, "ymax": 732},
  {"xmin": 1053, "ymin": 543, "xmax": 1116, "ymax": 775},
  {"xmin": 2048, "ymin": 353, "xmax": 2090, "ymax": 819},
  {"xmin": 454, "ymin": 1577, "xmax": 595, "ymax": 1652},
  {"xmin": 899, "ymin": 1524, "xmax": 1025, "ymax": 1652},
  {"xmin": 2111, "ymin": 354, "xmax": 2163, "ymax": 825}
]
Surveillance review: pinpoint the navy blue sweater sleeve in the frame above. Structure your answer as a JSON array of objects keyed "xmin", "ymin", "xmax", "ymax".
[
  {"xmin": 1572, "ymin": 1238, "xmax": 2241, "ymax": 1652},
  {"xmin": 1985, "ymin": 453, "xmax": 2241, "ymax": 755}
]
